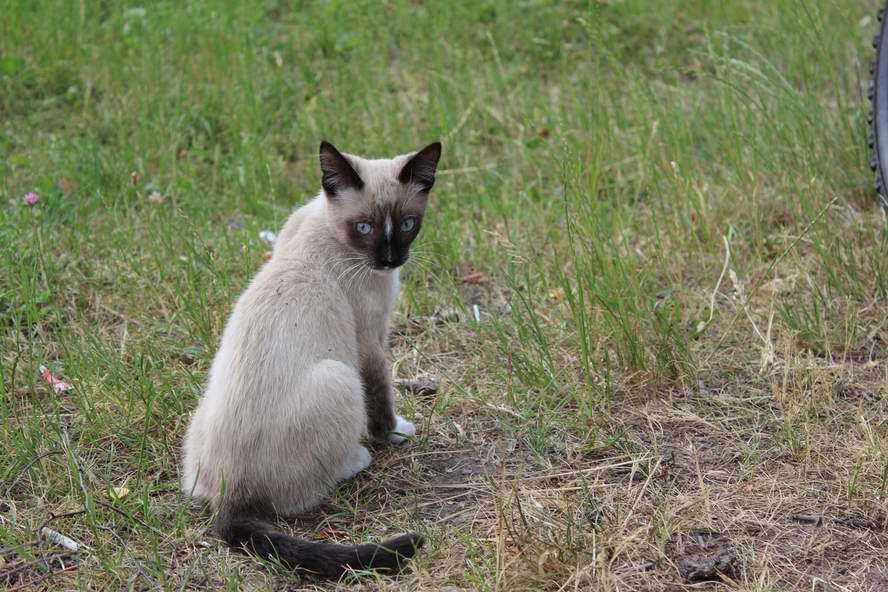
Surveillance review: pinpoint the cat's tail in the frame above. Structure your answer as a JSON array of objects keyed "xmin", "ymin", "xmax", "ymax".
[{"xmin": 215, "ymin": 503, "xmax": 424, "ymax": 578}]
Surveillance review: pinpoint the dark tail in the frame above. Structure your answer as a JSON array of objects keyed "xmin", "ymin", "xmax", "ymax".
[{"xmin": 215, "ymin": 504, "xmax": 424, "ymax": 578}]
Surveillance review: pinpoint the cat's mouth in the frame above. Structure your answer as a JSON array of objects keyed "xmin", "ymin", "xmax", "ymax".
[{"xmin": 372, "ymin": 258, "xmax": 406, "ymax": 271}]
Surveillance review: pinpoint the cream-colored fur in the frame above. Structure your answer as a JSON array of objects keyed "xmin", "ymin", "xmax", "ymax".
[{"xmin": 182, "ymin": 150, "xmax": 425, "ymax": 514}]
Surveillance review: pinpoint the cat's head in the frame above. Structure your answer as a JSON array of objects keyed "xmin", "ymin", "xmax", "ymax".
[{"xmin": 319, "ymin": 141, "xmax": 442, "ymax": 270}]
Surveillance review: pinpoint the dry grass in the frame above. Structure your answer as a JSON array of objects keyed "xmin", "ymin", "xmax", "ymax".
[{"xmin": 3, "ymin": 0, "xmax": 888, "ymax": 590}]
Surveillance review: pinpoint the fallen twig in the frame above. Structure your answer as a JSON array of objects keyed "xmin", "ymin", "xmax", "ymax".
[
  {"xmin": 95, "ymin": 524, "xmax": 156, "ymax": 585},
  {"xmin": 6, "ymin": 562, "xmax": 77, "ymax": 592},
  {"xmin": 0, "ymin": 540, "xmax": 40, "ymax": 557},
  {"xmin": 35, "ymin": 510, "xmax": 86, "ymax": 535},
  {"xmin": 94, "ymin": 499, "xmax": 168, "ymax": 541},
  {"xmin": 58, "ymin": 425, "xmax": 90, "ymax": 512}
]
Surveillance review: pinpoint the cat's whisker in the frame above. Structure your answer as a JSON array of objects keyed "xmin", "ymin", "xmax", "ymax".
[
  {"xmin": 335, "ymin": 262, "xmax": 355, "ymax": 282},
  {"xmin": 408, "ymin": 249, "xmax": 435, "ymax": 262},
  {"xmin": 341, "ymin": 263, "xmax": 362, "ymax": 292},
  {"xmin": 357, "ymin": 263, "xmax": 373, "ymax": 288},
  {"xmin": 335, "ymin": 261, "xmax": 363, "ymax": 285},
  {"xmin": 406, "ymin": 256, "xmax": 435, "ymax": 269},
  {"xmin": 345, "ymin": 260, "xmax": 373, "ymax": 293},
  {"xmin": 346, "ymin": 267, "xmax": 364, "ymax": 293}
]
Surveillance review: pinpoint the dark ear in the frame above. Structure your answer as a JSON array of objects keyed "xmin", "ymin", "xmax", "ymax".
[
  {"xmin": 319, "ymin": 141, "xmax": 364, "ymax": 197},
  {"xmin": 398, "ymin": 141, "xmax": 442, "ymax": 193}
]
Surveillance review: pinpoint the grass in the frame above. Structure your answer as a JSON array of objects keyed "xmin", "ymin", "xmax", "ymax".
[{"xmin": 2, "ymin": 0, "xmax": 888, "ymax": 589}]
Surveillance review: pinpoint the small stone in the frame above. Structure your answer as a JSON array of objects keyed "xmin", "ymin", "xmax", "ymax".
[
  {"xmin": 181, "ymin": 345, "xmax": 206, "ymax": 362},
  {"xmin": 677, "ymin": 549, "xmax": 739, "ymax": 582},
  {"xmin": 428, "ymin": 308, "xmax": 461, "ymax": 325},
  {"xmin": 394, "ymin": 376, "xmax": 439, "ymax": 397}
]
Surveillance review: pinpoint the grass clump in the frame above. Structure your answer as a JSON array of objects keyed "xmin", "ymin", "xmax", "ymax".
[{"xmin": 2, "ymin": 1, "xmax": 888, "ymax": 590}]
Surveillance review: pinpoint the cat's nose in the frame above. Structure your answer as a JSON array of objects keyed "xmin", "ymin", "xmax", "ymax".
[{"xmin": 376, "ymin": 255, "xmax": 401, "ymax": 270}]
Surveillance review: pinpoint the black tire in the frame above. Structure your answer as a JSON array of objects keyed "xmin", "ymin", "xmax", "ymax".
[{"xmin": 870, "ymin": 3, "xmax": 888, "ymax": 212}]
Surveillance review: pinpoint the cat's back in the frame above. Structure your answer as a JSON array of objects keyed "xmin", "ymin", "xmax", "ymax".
[
  {"xmin": 221, "ymin": 231, "xmax": 357, "ymax": 366},
  {"xmin": 242, "ymin": 255, "xmax": 333, "ymax": 313},
  {"xmin": 273, "ymin": 194, "xmax": 324, "ymax": 255}
]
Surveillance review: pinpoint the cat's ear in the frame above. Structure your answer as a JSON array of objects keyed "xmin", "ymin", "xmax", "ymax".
[
  {"xmin": 319, "ymin": 141, "xmax": 364, "ymax": 197},
  {"xmin": 398, "ymin": 141, "xmax": 442, "ymax": 193}
]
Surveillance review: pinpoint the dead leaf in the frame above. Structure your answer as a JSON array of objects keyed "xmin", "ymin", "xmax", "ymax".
[
  {"xmin": 316, "ymin": 528, "xmax": 348, "ymax": 539},
  {"xmin": 109, "ymin": 486, "xmax": 130, "ymax": 500},
  {"xmin": 460, "ymin": 271, "xmax": 487, "ymax": 284}
]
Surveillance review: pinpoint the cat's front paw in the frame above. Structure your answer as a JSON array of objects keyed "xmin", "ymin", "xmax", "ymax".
[
  {"xmin": 388, "ymin": 416, "xmax": 416, "ymax": 444},
  {"xmin": 341, "ymin": 445, "xmax": 372, "ymax": 480}
]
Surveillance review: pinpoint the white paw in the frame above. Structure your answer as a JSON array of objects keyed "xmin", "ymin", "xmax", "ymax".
[
  {"xmin": 388, "ymin": 416, "xmax": 416, "ymax": 444},
  {"xmin": 342, "ymin": 446, "xmax": 372, "ymax": 479}
]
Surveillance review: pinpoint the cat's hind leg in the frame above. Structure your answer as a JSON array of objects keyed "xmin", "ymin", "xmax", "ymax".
[{"xmin": 277, "ymin": 359, "xmax": 368, "ymax": 514}]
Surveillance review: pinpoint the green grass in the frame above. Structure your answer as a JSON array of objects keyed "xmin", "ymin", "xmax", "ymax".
[{"xmin": 3, "ymin": 0, "xmax": 888, "ymax": 589}]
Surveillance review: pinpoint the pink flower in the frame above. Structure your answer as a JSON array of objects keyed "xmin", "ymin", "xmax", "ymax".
[{"xmin": 22, "ymin": 192, "xmax": 39, "ymax": 206}]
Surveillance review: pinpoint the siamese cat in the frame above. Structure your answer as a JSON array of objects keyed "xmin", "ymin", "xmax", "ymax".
[{"xmin": 182, "ymin": 141, "xmax": 442, "ymax": 577}]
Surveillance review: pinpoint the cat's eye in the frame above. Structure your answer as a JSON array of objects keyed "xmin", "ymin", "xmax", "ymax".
[
  {"xmin": 355, "ymin": 222, "xmax": 373, "ymax": 235},
  {"xmin": 400, "ymin": 217, "xmax": 416, "ymax": 232}
]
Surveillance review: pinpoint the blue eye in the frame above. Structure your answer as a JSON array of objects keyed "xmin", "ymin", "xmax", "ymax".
[
  {"xmin": 400, "ymin": 217, "xmax": 416, "ymax": 232},
  {"xmin": 355, "ymin": 222, "xmax": 373, "ymax": 235}
]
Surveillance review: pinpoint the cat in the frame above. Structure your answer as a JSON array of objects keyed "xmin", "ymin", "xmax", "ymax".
[{"xmin": 181, "ymin": 140, "xmax": 442, "ymax": 577}]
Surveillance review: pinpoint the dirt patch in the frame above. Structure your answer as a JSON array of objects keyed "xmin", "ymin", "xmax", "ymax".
[
  {"xmin": 808, "ymin": 335, "xmax": 887, "ymax": 364},
  {"xmin": 834, "ymin": 382, "xmax": 881, "ymax": 405},
  {"xmin": 283, "ymin": 443, "xmax": 527, "ymax": 533},
  {"xmin": 410, "ymin": 447, "xmax": 502, "ymax": 526},
  {"xmin": 631, "ymin": 421, "xmax": 739, "ymax": 486},
  {"xmin": 420, "ymin": 448, "xmax": 497, "ymax": 486},
  {"xmin": 752, "ymin": 519, "xmax": 888, "ymax": 590},
  {"xmin": 865, "ymin": 567, "xmax": 888, "ymax": 589}
]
